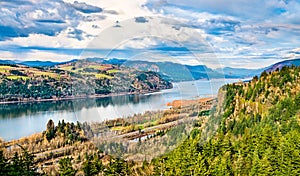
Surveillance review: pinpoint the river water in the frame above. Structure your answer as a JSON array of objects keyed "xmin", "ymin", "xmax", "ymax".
[{"xmin": 0, "ymin": 79, "xmax": 240, "ymax": 141}]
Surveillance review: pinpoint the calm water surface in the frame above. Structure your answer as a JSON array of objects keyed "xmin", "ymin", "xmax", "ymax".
[{"xmin": 0, "ymin": 79, "xmax": 240, "ymax": 140}]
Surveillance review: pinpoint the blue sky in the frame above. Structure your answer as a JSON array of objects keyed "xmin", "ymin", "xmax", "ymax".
[{"xmin": 0, "ymin": 0, "xmax": 300, "ymax": 68}]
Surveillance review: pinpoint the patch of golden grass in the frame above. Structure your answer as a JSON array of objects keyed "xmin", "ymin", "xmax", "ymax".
[
  {"xmin": 87, "ymin": 65, "xmax": 105, "ymax": 70},
  {"xmin": 0, "ymin": 66, "xmax": 13, "ymax": 69},
  {"xmin": 32, "ymin": 71, "xmax": 57, "ymax": 78},
  {"xmin": 107, "ymin": 69, "xmax": 119, "ymax": 74},
  {"xmin": 111, "ymin": 126, "xmax": 128, "ymax": 131},
  {"xmin": 95, "ymin": 73, "xmax": 112, "ymax": 79},
  {"xmin": 59, "ymin": 66, "xmax": 74, "ymax": 71},
  {"xmin": 0, "ymin": 69, "xmax": 8, "ymax": 73},
  {"xmin": 6, "ymin": 75, "xmax": 29, "ymax": 80}
]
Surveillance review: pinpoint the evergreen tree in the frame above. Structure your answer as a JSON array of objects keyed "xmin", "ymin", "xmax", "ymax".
[
  {"xmin": 82, "ymin": 154, "xmax": 103, "ymax": 176},
  {"xmin": 59, "ymin": 157, "xmax": 76, "ymax": 176},
  {"xmin": 0, "ymin": 150, "xmax": 7, "ymax": 175},
  {"xmin": 45, "ymin": 119, "xmax": 55, "ymax": 141}
]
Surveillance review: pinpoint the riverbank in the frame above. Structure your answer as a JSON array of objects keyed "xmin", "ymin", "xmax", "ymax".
[
  {"xmin": 0, "ymin": 95, "xmax": 216, "ymax": 176},
  {"xmin": 1, "ymin": 96, "xmax": 215, "ymax": 144},
  {"xmin": 0, "ymin": 90, "xmax": 160, "ymax": 105},
  {"xmin": 0, "ymin": 79, "xmax": 240, "ymax": 141}
]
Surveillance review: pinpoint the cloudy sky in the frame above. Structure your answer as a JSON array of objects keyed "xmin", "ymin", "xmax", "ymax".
[{"xmin": 0, "ymin": 0, "xmax": 300, "ymax": 68}]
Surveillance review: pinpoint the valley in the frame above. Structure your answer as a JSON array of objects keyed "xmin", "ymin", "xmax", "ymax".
[{"xmin": 1, "ymin": 0, "xmax": 299, "ymax": 175}]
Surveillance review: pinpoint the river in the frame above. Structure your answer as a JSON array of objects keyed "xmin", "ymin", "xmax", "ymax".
[{"xmin": 0, "ymin": 79, "xmax": 241, "ymax": 141}]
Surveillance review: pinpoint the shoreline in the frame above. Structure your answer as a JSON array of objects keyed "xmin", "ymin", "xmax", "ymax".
[
  {"xmin": 0, "ymin": 78, "xmax": 241, "ymax": 105},
  {"xmin": 0, "ymin": 90, "xmax": 161, "ymax": 105},
  {"xmin": 1, "ymin": 96, "xmax": 215, "ymax": 144}
]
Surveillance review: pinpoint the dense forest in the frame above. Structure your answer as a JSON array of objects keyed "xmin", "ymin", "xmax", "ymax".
[
  {"xmin": 0, "ymin": 61, "xmax": 172, "ymax": 102},
  {"xmin": 0, "ymin": 144, "xmax": 133, "ymax": 176},
  {"xmin": 150, "ymin": 65, "xmax": 300, "ymax": 175}
]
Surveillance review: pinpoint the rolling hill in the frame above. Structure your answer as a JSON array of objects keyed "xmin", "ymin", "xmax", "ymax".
[{"xmin": 0, "ymin": 60, "xmax": 172, "ymax": 103}]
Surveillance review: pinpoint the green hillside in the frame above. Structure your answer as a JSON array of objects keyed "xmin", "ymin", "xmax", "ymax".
[
  {"xmin": 0, "ymin": 60, "xmax": 172, "ymax": 102},
  {"xmin": 150, "ymin": 65, "xmax": 300, "ymax": 175}
]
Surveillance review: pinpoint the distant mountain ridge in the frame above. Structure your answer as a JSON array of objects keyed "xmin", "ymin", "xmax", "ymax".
[
  {"xmin": 214, "ymin": 67, "xmax": 264, "ymax": 78},
  {"xmin": 86, "ymin": 58, "xmax": 237, "ymax": 81},
  {"xmin": 89, "ymin": 58, "xmax": 300, "ymax": 80},
  {"xmin": 0, "ymin": 59, "xmax": 78, "ymax": 67},
  {"xmin": 215, "ymin": 58, "xmax": 300, "ymax": 78},
  {"xmin": 264, "ymin": 58, "xmax": 300, "ymax": 73},
  {"xmin": 1, "ymin": 58, "xmax": 300, "ymax": 81}
]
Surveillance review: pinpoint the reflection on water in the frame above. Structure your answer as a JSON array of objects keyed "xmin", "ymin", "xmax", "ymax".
[
  {"xmin": 0, "ymin": 79, "xmax": 240, "ymax": 140},
  {"xmin": 0, "ymin": 95, "xmax": 151, "ymax": 119}
]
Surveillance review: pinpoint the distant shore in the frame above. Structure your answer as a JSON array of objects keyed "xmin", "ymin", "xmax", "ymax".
[{"xmin": 0, "ymin": 90, "xmax": 160, "ymax": 105}]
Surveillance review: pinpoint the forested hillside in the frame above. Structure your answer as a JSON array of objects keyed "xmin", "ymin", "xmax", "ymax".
[
  {"xmin": 150, "ymin": 66, "xmax": 300, "ymax": 175},
  {"xmin": 0, "ymin": 60, "xmax": 172, "ymax": 102}
]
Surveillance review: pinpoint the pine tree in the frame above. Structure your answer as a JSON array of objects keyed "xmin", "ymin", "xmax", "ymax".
[
  {"xmin": 0, "ymin": 150, "xmax": 7, "ymax": 175},
  {"xmin": 59, "ymin": 157, "xmax": 76, "ymax": 176},
  {"xmin": 45, "ymin": 119, "xmax": 55, "ymax": 141},
  {"xmin": 82, "ymin": 154, "xmax": 103, "ymax": 176}
]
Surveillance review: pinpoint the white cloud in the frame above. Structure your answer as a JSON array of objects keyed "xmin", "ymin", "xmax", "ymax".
[
  {"xmin": 0, "ymin": 0, "xmax": 300, "ymax": 69},
  {"xmin": 0, "ymin": 49, "xmax": 77, "ymax": 62},
  {"xmin": 25, "ymin": 50, "xmax": 78, "ymax": 61},
  {"xmin": 0, "ymin": 32, "xmax": 89, "ymax": 49}
]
